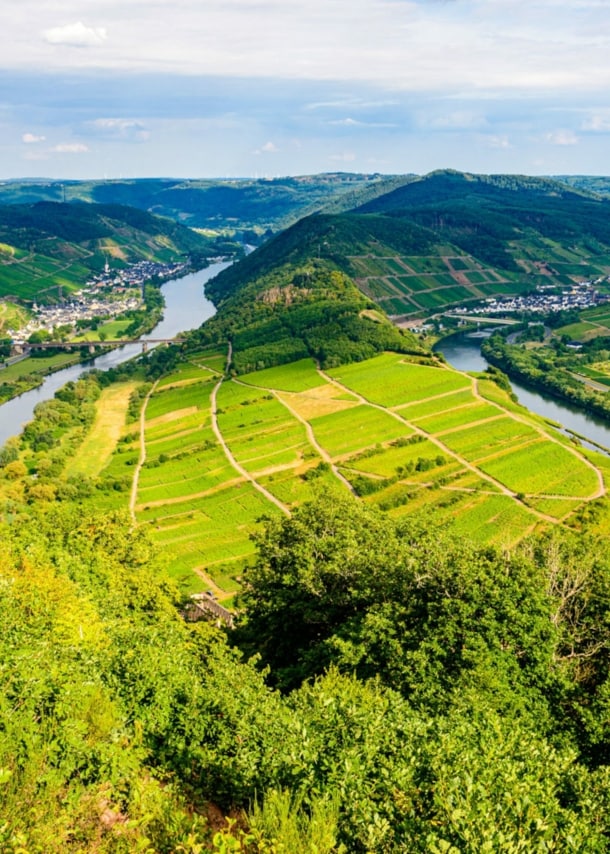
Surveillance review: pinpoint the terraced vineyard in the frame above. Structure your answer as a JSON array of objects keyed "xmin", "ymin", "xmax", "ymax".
[
  {"xmin": 111, "ymin": 350, "xmax": 607, "ymax": 600},
  {"xmin": 348, "ymin": 253, "xmax": 525, "ymax": 316}
]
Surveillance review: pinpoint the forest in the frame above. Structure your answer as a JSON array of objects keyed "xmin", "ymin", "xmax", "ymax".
[{"xmin": 2, "ymin": 484, "xmax": 610, "ymax": 852}]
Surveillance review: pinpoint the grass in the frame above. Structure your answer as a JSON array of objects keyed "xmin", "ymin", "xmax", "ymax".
[
  {"xmin": 445, "ymin": 493, "xmax": 539, "ymax": 547},
  {"xmin": 395, "ymin": 388, "xmax": 475, "ymax": 418},
  {"xmin": 146, "ymin": 380, "xmax": 212, "ymax": 420},
  {"xmin": 240, "ymin": 358, "xmax": 324, "ymax": 392},
  {"xmin": 416, "ymin": 404, "xmax": 502, "ymax": 434},
  {"xmin": 142, "ymin": 481, "xmax": 282, "ymax": 589},
  {"xmin": 480, "ymin": 441, "xmax": 599, "ymax": 497},
  {"xmin": 66, "ymin": 381, "xmax": 139, "ymax": 478},
  {"xmin": 441, "ymin": 417, "xmax": 538, "ymax": 459},
  {"xmin": 310, "ymin": 405, "xmax": 412, "ymax": 457},
  {"xmin": 67, "ymin": 345, "xmax": 604, "ymax": 596},
  {"xmin": 157, "ymin": 363, "xmax": 219, "ymax": 387},
  {"xmin": 0, "ymin": 351, "xmax": 83, "ymax": 381},
  {"xmin": 0, "ymin": 300, "xmax": 30, "ymax": 334},
  {"xmin": 217, "ymin": 381, "xmax": 312, "ymax": 473},
  {"xmin": 341, "ymin": 437, "xmax": 450, "ymax": 477},
  {"xmin": 328, "ymin": 354, "xmax": 471, "ymax": 407}
]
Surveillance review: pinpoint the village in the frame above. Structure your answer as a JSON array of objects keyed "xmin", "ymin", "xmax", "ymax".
[
  {"xmin": 7, "ymin": 259, "xmax": 190, "ymax": 345},
  {"xmin": 447, "ymin": 276, "xmax": 610, "ymax": 319}
]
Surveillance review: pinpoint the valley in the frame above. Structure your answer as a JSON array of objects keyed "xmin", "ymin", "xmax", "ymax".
[{"xmin": 5, "ymin": 171, "xmax": 610, "ymax": 851}]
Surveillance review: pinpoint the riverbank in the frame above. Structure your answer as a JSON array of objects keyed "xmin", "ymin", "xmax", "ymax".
[
  {"xmin": 436, "ymin": 330, "xmax": 610, "ymax": 453},
  {"xmin": 0, "ymin": 261, "xmax": 229, "ymax": 448}
]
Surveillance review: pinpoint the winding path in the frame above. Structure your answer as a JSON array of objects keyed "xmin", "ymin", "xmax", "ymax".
[
  {"xmin": 469, "ymin": 375, "xmax": 605, "ymax": 501},
  {"xmin": 232, "ymin": 377, "xmax": 357, "ymax": 495},
  {"xmin": 210, "ymin": 347, "xmax": 290, "ymax": 517},
  {"xmin": 317, "ymin": 367, "xmax": 571, "ymax": 525},
  {"xmin": 130, "ymin": 379, "xmax": 159, "ymax": 522}
]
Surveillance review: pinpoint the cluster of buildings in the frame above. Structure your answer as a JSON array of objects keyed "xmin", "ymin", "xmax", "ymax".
[
  {"xmin": 448, "ymin": 278, "xmax": 610, "ymax": 318},
  {"xmin": 8, "ymin": 259, "xmax": 189, "ymax": 346},
  {"xmin": 9, "ymin": 295, "xmax": 143, "ymax": 345},
  {"xmin": 85, "ymin": 259, "xmax": 189, "ymax": 294}
]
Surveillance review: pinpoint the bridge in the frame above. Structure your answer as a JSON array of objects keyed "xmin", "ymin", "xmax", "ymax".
[
  {"xmin": 441, "ymin": 314, "xmax": 519, "ymax": 326},
  {"xmin": 14, "ymin": 337, "xmax": 186, "ymax": 355}
]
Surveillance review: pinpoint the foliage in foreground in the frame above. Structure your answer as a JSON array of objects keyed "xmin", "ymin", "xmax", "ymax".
[{"xmin": 2, "ymin": 493, "xmax": 610, "ymax": 851}]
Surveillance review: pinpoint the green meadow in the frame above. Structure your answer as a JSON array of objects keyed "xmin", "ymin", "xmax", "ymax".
[
  {"xmin": 57, "ymin": 349, "xmax": 605, "ymax": 596},
  {"xmin": 328, "ymin": 353, "xmax": 472, "ymax": 407}
]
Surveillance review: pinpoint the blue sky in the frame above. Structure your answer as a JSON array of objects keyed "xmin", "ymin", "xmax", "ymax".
[{"xmin": 2, "ymin": 0, "xmax": 610, "ymax": 179}]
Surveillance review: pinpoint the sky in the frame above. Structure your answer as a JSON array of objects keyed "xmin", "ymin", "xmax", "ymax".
[{"xmin": 2, "ymin": 0, "xmax": 610, "ymax": 180}]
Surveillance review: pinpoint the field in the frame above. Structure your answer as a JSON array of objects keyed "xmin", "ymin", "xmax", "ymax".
[
  {"xmin": 0, "ymin": 351, "xmax": 83, "ymax": 381},
  {"xmin": 66, "ymin": 381, "xmax": 139, "ymax": 478},
  {"xmin": 328, "ymin": 353, "xmax": 472, "ymax": 407},
  {"xmin": 76, "ymin": 350, "xmax": 606, "ymax": 597},
  {"xmin": 0, "ymin": 300, "xmax": 30, "ymax": 335}
]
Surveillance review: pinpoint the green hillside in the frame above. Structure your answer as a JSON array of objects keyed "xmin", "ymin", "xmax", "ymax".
[
  {"xmin": 205, "ymin": 170, "xmax": 610, "ymax": 319},
  {"xmin": 0, "ymin": 173, "xmax": 402, "ymax": 234},
  {"xmin": 0, "ymin": 201, "xmax": 225, "ymax": 302}
]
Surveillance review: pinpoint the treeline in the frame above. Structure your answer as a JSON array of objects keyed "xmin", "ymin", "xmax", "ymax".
[
  {"xmin": 482, "ymin": 332, "xmax": 610, "ymax": 421},
  {"xmin": 3, "ymin": 494, "xmax": 610, "ymax": 850}
]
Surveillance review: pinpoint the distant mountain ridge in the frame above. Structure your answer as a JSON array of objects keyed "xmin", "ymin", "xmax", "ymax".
[{"xmin": 0, "ymin": 174, "xmax": 403, "ymax": 234}]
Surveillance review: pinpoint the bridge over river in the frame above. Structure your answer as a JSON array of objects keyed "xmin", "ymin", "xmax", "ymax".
[{"xmin": 15, "ymin": 337, "xmax": 186, "ymax": 355}]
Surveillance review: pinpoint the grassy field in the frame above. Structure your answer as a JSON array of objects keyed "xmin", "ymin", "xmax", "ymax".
[
  {"xmin": 70, "ymin": 349, "xmax": 605, "ymax": 596},
  {"xmin": 480, "ymin": 442, "xmax": 600, "ymax": 498},
  {"xmin": 240, "ymin": 358, "xmax": 324, "ymax": 392},
  {"xmin": 328, "ymin": 353, "xmax": 471, "ymax": 407},
  {"xmin": 0, "ymin": 300, "xmax": 30, "ymax": 335},
  {"xmin": 217, "ymin": 381, "xmax": 314, "ymax": 474},
  {"xmin": 66, "ymin": 381, "xmax": 139, "ymax": 478},
  {"xmin": 309, "ymin": 405, "xmax": 411, "ymax": 457},
  {"xmin": 1, "ymin": 351, "xmax": 83, "ymax": 381}
]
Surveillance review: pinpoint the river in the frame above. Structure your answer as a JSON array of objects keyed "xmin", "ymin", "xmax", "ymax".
[
  {"xmin": 0, "ymin": 261, "xmax": 229, "ymax": 448},
  {"xmin": 436, "ymin": 332, "xmax": 610, "ymax": 452}
]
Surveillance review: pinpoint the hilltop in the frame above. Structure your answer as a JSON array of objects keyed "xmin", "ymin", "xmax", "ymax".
[
  {"xmin": 205, "ymin": 169, "xmax": 610, "ymax": 320},
  {"xmin": 0, "ymin": 201, "xmax": 228, "ymax": 303}
]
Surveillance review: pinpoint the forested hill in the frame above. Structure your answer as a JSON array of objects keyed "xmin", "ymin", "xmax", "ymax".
[
  {"xmin": 0, "ymin": 201, "xmax": 226, "ymax": 302},
  {"xmin": 0, "ymin": 173, "xmax": 403, "ymax": 234},
  {"xmin": 207, "ymin": 169, "xmax": 610, "ymax": 319}
]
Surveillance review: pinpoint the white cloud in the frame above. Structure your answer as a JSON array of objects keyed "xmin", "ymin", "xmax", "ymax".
[
  {"xmin": 485, "ymin": 134, "xmax": 511, "ymax": 149},
  {"xmin": 418, "ymin": 111, "xmax": 487, "ymax": 131},
  {"xmin": 581, "ymin": 112, "xmax": 610, "ymax": 132},
  {"xmin": 329, "ymin": 151, "xmax": 357, "ymax": 162},
  {"xmin": 89, "ymin": 118, "xmax": 150, "ymax": 140},
  {"xmin": 545, "ymin": 129, "xmax": 579, "ymax": 145},
  {"xmin": 52, "ymin": 142, "xmax": 89, "ymax": 153},
  {"xmin": 328, "ymin": 117, "xmax": 397, "ymax": 128},
  {"xmin": 254, "ymin": 141, "xmax": 279, "ymax": 154},
  {"xmin": 43, "ymin": 21, "xmax": 107, "ymax": 48},
  {"xmin": 22, "ymin": 132, "xmax": 46, "ymax": 143}
]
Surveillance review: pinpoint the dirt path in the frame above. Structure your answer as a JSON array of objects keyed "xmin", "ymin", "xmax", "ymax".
[
  {"xmin": 392, "ymin": 386, "xmax": 473, "ymax": 411},
  {"xmin": 317, "ymin": 367, "xmax": 564, "ymax": 525},
  {"xmin": 232, "ymin": 377, "xmax": 357, "ymax": 495},
  {"xmin": 211, "ymin": 371, "xmax": 290, "ymax": 517},
  {"xmin": 130, "ymin": 380, "xmax": 159, "ymax": 522},
  {"xmin": 191, "ymin": 566, "xmax": 233, "ymax": 601},
  {"xmin": 469, "ymin": 376, "xmax": 605, "ymax": 500}
]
